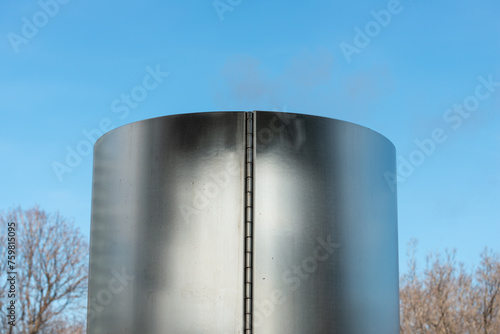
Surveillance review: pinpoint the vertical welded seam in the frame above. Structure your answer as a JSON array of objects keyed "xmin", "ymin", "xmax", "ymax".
[{"xmin": 244, "ymin": 112, "xmax": 254, "ymax": 333}]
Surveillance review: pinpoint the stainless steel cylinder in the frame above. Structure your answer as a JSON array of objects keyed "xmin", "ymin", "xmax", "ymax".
[{"xmin": 87, "ymin": 111, "xmax": 399, "ymax": 334}]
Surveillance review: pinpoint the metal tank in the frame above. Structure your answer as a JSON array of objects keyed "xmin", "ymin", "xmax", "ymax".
[{"xmin": 87, "ymin": 111, "xmax": 399, "ymax": 334}]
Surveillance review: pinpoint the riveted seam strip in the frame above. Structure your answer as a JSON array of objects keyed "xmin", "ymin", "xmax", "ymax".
[{"xmin": 244, "ymin": 112, "xmax": 254, "ymax": 333}]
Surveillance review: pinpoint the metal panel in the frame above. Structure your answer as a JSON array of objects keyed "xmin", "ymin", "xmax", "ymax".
[
  {"xmin": 88, "ymin": 111, "xmax": 399, "ymax": 333},
  {"xmin": 252, "ymin": 111, "xmax": 399, "ymax": 333},
  {"xmin": 88, "ymin": 112, "xmax": 245, "ymax": 334}
]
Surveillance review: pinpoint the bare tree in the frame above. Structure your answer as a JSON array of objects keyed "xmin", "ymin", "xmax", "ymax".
[
  {"xmin": 0, "ymin": 205, "xmax": 88, "ymax": 334},
  {"xmin": 400, "ymin": 240, "xmax": 500, "ymax": 334},
  {"xmin": 474, "ymin": 249, "xmax": 500, "ymax": 334}
]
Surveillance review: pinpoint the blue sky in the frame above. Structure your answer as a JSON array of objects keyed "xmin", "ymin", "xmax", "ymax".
[{"xmin": 0, "ymin": 0, "xmax": 498, "ymax": 275}]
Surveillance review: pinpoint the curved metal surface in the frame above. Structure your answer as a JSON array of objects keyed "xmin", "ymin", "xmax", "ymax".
[
  {"xmin": 88, "ymin": 112, "xmax": 245, "ymax": 334},
  {"xmin": 88, "ymin": 111, "xmax": 399, "ymax": 334},
  {"xmin": 252, "ymin": 111, "xmax": 399, "ymax": 333}
]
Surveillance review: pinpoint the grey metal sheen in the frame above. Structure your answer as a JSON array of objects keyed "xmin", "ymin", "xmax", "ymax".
[
  {"xmin": 87, "ymin": 111, "xmax": 399, "ymax": 334},
  {"xmin": 252, "ymin": 111, "xmax": 399, "ymax": 333}
]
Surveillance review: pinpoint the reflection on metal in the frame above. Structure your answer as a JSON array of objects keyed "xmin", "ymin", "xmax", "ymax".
[{"xmin": 88, "ymin": 111, "xmax": 399, "ymax": 334}]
